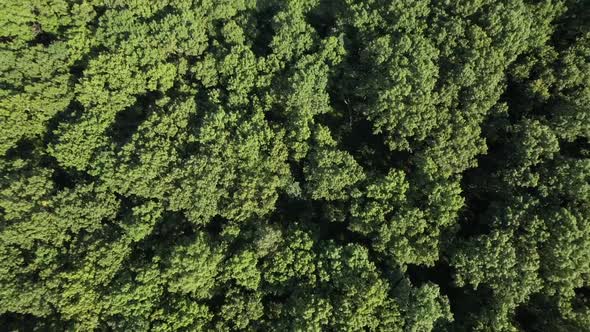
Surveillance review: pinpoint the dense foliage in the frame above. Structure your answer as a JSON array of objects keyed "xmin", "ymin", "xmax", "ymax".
[{"xmin": 1, "ymin": 0, "xmax": 589, "ymax": 331}]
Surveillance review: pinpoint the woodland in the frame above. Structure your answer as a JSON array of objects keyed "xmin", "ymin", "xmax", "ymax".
[{"xmin": 1, "ymin": 0, "xmax": 590, "ymax": 331}]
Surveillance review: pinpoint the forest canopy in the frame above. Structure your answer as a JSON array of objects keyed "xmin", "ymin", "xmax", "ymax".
[{"xmin": 1, "ymin": 0, "xmax": 590, "ymax": 331}]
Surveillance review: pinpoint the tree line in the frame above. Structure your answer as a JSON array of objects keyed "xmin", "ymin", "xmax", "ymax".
[{"xmin": 1, "ymin": 0, "xmax": 589, "ymax": 330}]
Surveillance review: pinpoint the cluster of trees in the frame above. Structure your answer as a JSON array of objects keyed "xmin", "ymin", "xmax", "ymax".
[{"xmin": 1, "ymin": 0, "xmax": 589, "ymax": 330}]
